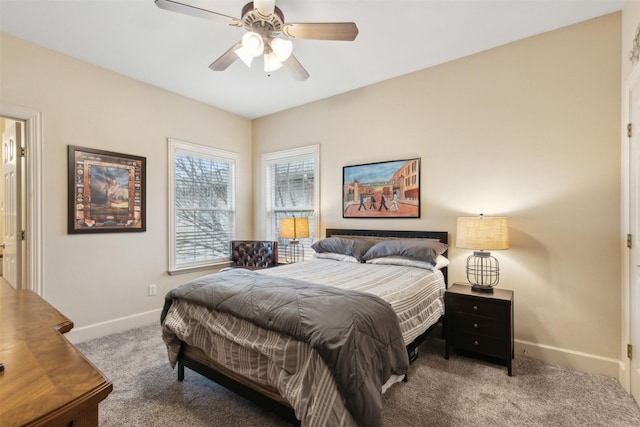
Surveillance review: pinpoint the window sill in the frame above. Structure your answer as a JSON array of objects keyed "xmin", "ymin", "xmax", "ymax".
[{"xmin": 168, "ymin": 261, "xmax": 232, "ymax": 276}]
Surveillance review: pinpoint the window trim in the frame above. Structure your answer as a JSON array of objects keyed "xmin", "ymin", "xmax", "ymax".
[
  {"xmin": 168, "ymin": 138, "xmax": 238, "ymax": 273},
  {"xmin": 262, "ymin": 144, "xmax": 320, "ymax": 246}
]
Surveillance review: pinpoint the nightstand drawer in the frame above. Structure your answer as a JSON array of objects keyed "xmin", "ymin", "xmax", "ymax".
[
  {"xmin": 451, "ymin": 332, "xmax": 507, "ymax": 359},
  {"xmin": 447, "ymin": 295, "xmax": 507, "ymax": 320},
  {"xmin": 450, "ymin": 313, "xmax": 505, "ymax": 338}
]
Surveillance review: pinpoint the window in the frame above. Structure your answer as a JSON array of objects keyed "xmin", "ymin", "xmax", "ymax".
[
  {"xmin": 263, "ymin": 145, "xmax": 319, "ymax": 260},
  {"xmin": 168, "ymin": 139, "xmax": 237, "ymax": 272}
]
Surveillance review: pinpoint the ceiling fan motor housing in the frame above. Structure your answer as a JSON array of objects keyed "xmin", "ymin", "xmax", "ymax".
[{"xmin": 241, "ymin": 2, "xmax": 284, "ymax": 39}]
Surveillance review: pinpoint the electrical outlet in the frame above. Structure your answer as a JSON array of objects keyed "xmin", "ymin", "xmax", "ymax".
[{"xmin": 148, "ymin": 284, "xmax": 157, "ymax": 296}]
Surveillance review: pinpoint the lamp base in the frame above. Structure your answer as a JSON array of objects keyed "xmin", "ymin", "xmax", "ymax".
[
  {"xmin": 285, "ymin": 240, "xmax": 305, "ymax": 264},
  {"xmin": 471, "ymin": 283, "xmax": 495, "ymax": 293},
  {"xmin": 466, "ymin": 251, "xmax": 500, "ymax": 290}
]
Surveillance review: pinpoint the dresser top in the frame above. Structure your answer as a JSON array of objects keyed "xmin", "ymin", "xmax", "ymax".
[{"xmin": 0, "ymin": 281, "xmax": 112, "ymax": 425}]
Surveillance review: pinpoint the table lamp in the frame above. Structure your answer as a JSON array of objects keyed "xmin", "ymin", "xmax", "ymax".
[
  {"xmin": 278, "ymin": 216, "xmax": 309, "ymax": 263},
  {"xmin": 456, "ymin": 214, "xmax": 509, "ymax": 292}
]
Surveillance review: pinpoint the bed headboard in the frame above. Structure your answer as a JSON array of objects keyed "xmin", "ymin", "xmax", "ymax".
[{"xmin": 325, "ymin": 228, "xmax": 449, "ymax": 285}]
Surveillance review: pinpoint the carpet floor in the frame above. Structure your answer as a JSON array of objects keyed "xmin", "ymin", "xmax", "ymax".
[{"xmin": 77, "ymin": 323, "xmax": 640, "ymax": 426}]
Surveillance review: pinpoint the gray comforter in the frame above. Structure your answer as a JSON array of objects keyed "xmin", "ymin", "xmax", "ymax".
[{"xmin": 161, "ymin": 268, "xmax": 410, "ymax": 427}]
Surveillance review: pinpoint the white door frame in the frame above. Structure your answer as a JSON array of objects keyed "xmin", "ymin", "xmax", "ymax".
[
  {"xmin": 622, "ymin": 64, "xmax": 640, "ymax": 394},
  {"xmin": 0, "ymin": 103, "xmax": 44, "ymax": 296}
]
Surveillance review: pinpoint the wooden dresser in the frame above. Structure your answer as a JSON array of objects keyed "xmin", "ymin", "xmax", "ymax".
[{"xmin": 0, "ymin": 281, "xmax": 112, "ymax": 426}]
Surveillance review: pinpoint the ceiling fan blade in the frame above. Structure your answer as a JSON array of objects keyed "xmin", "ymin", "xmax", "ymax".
[
  {"xmin": 254, "ymin": 0, "xmax": 275, "ymax": 16},
  {"xmin": 281, "ymin": 22, "xmax": 359, "ymax": 41},
  {"xmin": 155, "ymin": 0, "xmax": 242, "ymax": 27},
  {"xmin": 284, "ymin": 54, "xmax": 310, "ymax": 81},
  {"xmin": 209, "ymin": 42, "xmax": 243, "ymax": 71}
]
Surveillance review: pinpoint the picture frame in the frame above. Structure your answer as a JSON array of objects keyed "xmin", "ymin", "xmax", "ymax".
[
  {"xmin": 343, "ymin": 158, "xmax": 420, "ymax": 218},
  {"xmin": 68, "ymin": 145, "xmax": 146, "ymax": 234}
]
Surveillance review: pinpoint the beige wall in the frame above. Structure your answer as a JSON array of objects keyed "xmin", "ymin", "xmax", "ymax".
[
  {"xmin": 253, "ymin": 13, "xmax": 622, "ymax": 375},
  {"xmin": 0, "ymin": 32, "xmax": 253, "ymax": 339}
]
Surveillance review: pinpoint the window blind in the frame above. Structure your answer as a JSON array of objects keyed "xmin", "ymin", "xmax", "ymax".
[
  {"xmin": 264, "ymin": 146, "xmax": 319, "ymax": 260},
  {"xmin": 169, "ymin": 139, "xmax": 236, "ymax": 271}
]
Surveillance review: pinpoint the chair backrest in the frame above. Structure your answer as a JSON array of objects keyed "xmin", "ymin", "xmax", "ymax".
[{"xmin": 230, "ymin": 240, "xmax": 278, "ymax": 268}]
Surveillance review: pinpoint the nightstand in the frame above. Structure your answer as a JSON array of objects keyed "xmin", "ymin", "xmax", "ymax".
[{"xmin": 445, "ymin": 283, "xmax": 514, "ymax": 376}]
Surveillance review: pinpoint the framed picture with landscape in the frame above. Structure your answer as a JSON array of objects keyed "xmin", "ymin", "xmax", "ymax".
[
  {"xmin": 343, "ymin": 158, "xmax": 420, "ymax": 218},
  {"xmin": 68, "ymin": 145, "xmax": 146, "ymax": 234}
]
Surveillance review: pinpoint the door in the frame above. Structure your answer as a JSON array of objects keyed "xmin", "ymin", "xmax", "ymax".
[
  {"xmin": 2, "ymin": 121, "xmax": 22, "ymax": 289},
  {"xmin": 630, "ymin": 76, "xmax": 640, "ymax": 403}
]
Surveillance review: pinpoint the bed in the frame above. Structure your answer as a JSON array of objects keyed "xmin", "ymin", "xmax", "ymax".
[{"xmin": 161, "ymin": 229, "xmax": 448, "ymax": 426}]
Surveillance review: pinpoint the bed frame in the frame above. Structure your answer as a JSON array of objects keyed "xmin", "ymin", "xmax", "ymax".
[{"xmin": 175, "ymin": 229, "xmax": 449, "ymax": 425}]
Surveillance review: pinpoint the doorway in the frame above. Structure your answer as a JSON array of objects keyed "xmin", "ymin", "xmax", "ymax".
[
  {"xmin": 0, "ymin": 104, "xmax": 43, "ymax": 296},
  {"xmin": 0, "ymin": 117, "xmax": 25, "ymax": 289}
]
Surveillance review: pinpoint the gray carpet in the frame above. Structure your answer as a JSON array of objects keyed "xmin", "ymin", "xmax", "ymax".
[{"xmin": 77, "ymin": 323, "xmax": 640, "ymax": 426}]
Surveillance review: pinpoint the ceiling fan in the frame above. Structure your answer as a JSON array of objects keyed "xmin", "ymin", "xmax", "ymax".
[{"xmin": 155, "ymin": 0, "xmax": 359, "ymax": 81}]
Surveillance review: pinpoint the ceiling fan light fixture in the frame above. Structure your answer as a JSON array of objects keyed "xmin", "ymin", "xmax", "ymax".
[
  {"xmin": 234, "ymin": 45, "xmax": 254, "ymax": 67},
  {"xmin": 156, "ymin": 0, "xmax": 359, "ymax": 80},
  {"xmin": 241, "ymin": 31, "xmax": 264, "ymax": 57},
  {"xmin": 264, "ymin": 52, "xmax": 283, "ymax": 72},
  {"xmin": 270, "ymin": 37, "xmax": 293, "ymax": 62}
]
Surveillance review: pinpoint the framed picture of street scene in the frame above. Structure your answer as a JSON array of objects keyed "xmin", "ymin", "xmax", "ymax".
[
  {"xmin": 68, "ymin": 145, "xmax": 146, "ymax": 234},
  {"xmin": 343, "ymin": 158, "xmax": 420, "ymax": 218}
]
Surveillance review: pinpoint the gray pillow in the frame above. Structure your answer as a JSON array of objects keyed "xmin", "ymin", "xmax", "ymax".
[
  {"xmin": 362, "ymin": 239, "xmax": 448, "ymax": 264},
  {"xmin": 311, "ymin": 237, "xmax": 375, "ymax": 262},
  {"xmin": 351, "ymin": 238, "xmax": 377, "ymax": 260}
]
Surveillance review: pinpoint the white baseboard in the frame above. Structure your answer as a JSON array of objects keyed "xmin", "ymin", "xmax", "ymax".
[
  {"xmin": 515, "ymin": 339, "xmax": 621, "ymax": 379},
  {"xmin": 66, "ymin": 308, "xmax": 162, "ymax": 344}
]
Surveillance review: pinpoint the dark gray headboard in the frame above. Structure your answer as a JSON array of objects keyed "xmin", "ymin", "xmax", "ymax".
[{"xmin": 325, "ymin": 228, "xmax": 449, "ymax": 285}]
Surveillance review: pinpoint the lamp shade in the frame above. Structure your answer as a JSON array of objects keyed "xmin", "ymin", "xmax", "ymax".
[
  {"xmin": 270, "ymin": 37, "xmax": 293, "ymax": 62},
  {"xmin": 234, "ymin": 46, "xmax": 254, "ymax": 67},
  {"xmin": 241, "ymin": 31, "xmax": 264, "ymax": 57},
  {"xmin": 263, "ymin": 52, "xmax": 283, "ymax": 72},
  {"xmin": 456, "ymin": 216, "xmax": 509, "ymax": 250},
  {"xmin": 278, "ymin": 217, "xmax": 310, "ymax": 239}
]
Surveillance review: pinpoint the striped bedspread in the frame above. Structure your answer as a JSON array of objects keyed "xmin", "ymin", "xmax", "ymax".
[
  {"xmin": 163, "ymin": 299, "xmax": 358, "ymax": 426},
  {"xmin": 257, "ymin": 258, "xmax": 446, "ymax": 344},
  {"xmin": 161, "ymin": 258, "xmax": 446, "ymax": 427}
]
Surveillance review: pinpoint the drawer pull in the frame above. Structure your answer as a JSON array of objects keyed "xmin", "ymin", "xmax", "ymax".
[
  {"xmin": 474, "ymin": 340, "xmax": 479, "ymax": 346},
  {"xmin": 473, "ymin": 305, "xmax": 478, "ymax": 311},
  {"xmin": 473, "ymin": 323, "xmax": 479, "ymax": 328}
]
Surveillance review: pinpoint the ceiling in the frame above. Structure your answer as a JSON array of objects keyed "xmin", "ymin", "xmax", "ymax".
[{"xmin": 0, "ymin": 0, "xmax": 624, "ymax": 119}]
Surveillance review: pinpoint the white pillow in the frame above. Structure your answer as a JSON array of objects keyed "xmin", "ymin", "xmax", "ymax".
[
  {"xmin": 313, "ymin": 252, "xmax": 360, "ymax": 263},
  {"xmin": 435, "ymin": 255, "xmax": 450, "ymax": 270},
  {"xmin": 367, "ymin": 255, "xmax": 450, "ymax": 270}
]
